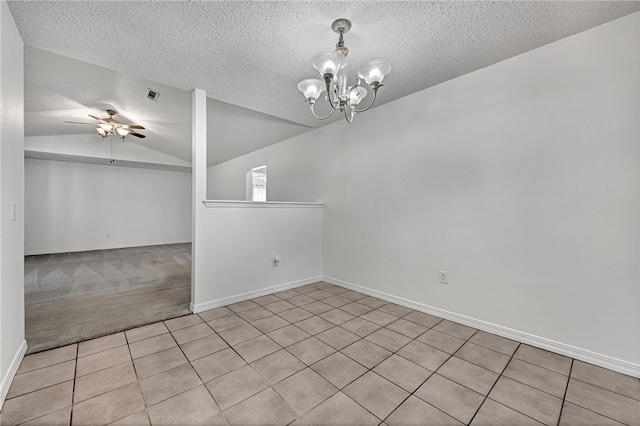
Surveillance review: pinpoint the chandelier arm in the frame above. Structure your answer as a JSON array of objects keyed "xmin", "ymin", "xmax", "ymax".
[
  {"xmin": 352, "ymin": 87, "xmax": 380, "ymax": 113},
  {"xmin": 310, "ymin": 104, "xmax": 336, "ymax": 120},
  {"xmin": 324, "ymin": 92, "xmax": 341, "ymax": 110},
  {"xmin": 329, "ymin": 94, "xmax": 341, "ymax": 110},
  {"xmin": 343, "ymin": 106, "xmax": 355, "ymax": 123},
  {"xmin": 323, "ymin": 74, "xmax": 341, "ymax": 110},
  {"xmin": 327, "ymin": 84, "xmax": 340, "ymax": 111}
]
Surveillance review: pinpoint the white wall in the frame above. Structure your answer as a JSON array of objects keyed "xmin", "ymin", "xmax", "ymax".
[
  {"xmin": 192, "ymin": 202, "xmax": 323, "ymax": 311},
  {"xmin": 0, "ymin": 0, "xmax": 26, "ymax": 407},
  {"xmin": 207, "ymin": 13, "xmax": 640, "ymax": 372},
  {"xmin": 207, "ymin": 132, "xmax": 325, "ymax": 202},
  {"xmin": 25, "ymin": 158, "xmax": 192, "ymax": 254}
]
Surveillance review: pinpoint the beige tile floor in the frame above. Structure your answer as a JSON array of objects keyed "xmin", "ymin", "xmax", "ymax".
[{"xmin": 2, "ymin": 282, "xmax": 639, "ymax": 426}]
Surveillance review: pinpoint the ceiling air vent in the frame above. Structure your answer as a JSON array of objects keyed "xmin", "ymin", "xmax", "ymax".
[{"xmin": 146, "ymin": 89, "xmax": 159, "ymax": 102}]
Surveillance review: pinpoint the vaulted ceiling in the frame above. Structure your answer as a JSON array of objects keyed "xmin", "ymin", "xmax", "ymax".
[{"xmin": 9, "ymin": 1, "xmax": 640, "ymax": 168}]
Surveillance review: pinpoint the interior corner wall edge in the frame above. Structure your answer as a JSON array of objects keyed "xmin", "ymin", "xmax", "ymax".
[
  {"xmin": 0, "ymin": 0, "xmax": 26, "ymax": 408},
  {"xmin": 25, "ymin": 158, "xmax": 192, "ymax": 254},
  {"xmin": 207, "ymin": 12, "xmax": 640, "ymax": 368}
]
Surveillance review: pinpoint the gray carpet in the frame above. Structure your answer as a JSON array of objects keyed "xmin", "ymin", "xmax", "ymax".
[{"xmin": 24, "ymin": 243, "xmax": 192, "ymax": 354}]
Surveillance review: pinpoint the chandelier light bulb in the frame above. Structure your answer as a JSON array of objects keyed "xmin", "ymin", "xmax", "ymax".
[
  {"xmin": 311, "ymin": 51, "xmax": 346, "ymax": 79},
  {"xmin": 96, "ymin": 126, "xmax": 108, "ymax": 137},
  {"xmin": 348, "ymin": 85, "xmax": 368, "ymax": 108},
  {"xmin": 357, "ymin": 59, "xmax": 391, "ymax": 86},
  {"xmin": 297, "ymin": 78, "xmax": 326, "ymax": 102}
]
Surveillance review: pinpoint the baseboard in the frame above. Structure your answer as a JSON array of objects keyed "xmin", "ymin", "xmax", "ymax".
[
  {"xmin": 0, "ymin": 340, "xmax": 28, "ymax": 410},
  {"xmin": 25, "ymin": 240, "xmax": 192, "ymax": 256},
  {"xmin": 323, "ymin": 276, "xmax": 640, "ymax": 378},
  {"xmin": 190, "ymin": 276, "xmax": 323, "ymax": 313}
]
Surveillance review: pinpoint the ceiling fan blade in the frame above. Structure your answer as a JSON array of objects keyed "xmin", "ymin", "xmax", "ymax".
[
  {"xmin": 64, "ymin": 121, "xmax": 95, "ymax": 125},
  {"xmin": 128, "ymin": 131, "xmax": 146, "ymax": 139},
  {"xmin": 90, "ymin": 114, "xmax": 112, "ymax": 125},
  {"xmin": 121, "ymin": 124, "xmax": 145, "ymax": 130}
]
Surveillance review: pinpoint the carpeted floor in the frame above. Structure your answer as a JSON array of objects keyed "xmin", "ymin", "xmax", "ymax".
[{"xmin": 24, "ymin": 243, "xmax": 192, "ymax": 354}]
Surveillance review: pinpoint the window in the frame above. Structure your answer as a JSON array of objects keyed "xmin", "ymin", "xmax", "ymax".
[{"xmin": 247, "ymin": 165, "xmax": 267, "ymax": 201}]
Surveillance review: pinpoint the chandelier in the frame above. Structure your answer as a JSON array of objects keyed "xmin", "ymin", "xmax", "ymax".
[{"xmin": 297, "ymin": 19, "xmax": 391, "ymax": 123}]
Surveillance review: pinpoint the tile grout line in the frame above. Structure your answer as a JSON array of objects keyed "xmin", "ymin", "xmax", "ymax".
[
  {"xmin": 214, "ymin": 285, "xmax": 335, "ymax": 417},
  {"xmin": 71, "ymin": 337, "xmax": 145, "ymax": 423},
  {"xmin": 391, "ymin": 317, "xmax": 606, "ymax": 425},
  {"xmin": 481, "ymin": 340, "xmax": 579, "ymax": 425},
  {"xmin": 560, "ymin": 376, "xmax": 635, "ymax": 425},
  {"xmin": 8, "ymin": 351, "xmax": 76, "ymax": 422},
  {"xmin": 465, "ymin": 341, "xmax": 520, "ymax": 425},
  {"xmin": 505, "ymin": 347, "xmax": 640, "ymax": 411},
  {"xmin": 306, "ymin": 302, "xmax": 447, "ymax": 424},
  {"xmin": 381, "ymin": 324, "xmax": 479, "ymax": 425},
  {"xmin": 164, "ymin": 318, "xmax": 226, "ymax": 421},
  {"xmin": 130, "ymin": 321, "xmax": 208, "ymax": 411},
  {"xmin": 196, "ymin": 286, "xmax": 324, "ymax": 416},
  {"xmin": 378, "ymin": 316, "xmax": 564, "ymax": 425},
  {"xmin": 570, "ymin": 375, "xmax": 640, "ymax": 401},
  {"xmin": 266, "ymin": 286, "xmax": 382, "ymax": 422},
  {"xmin": 69, "ymin": 343, "xmax": 78, "ymax": 426},
  {"xmin": 196, "ymin": 311, "xmax": 252, "ymax": 419},
  {"xmin": 467, "ymin": 344, "xmax": 577, "ymax": 426},
  {"xmin": 123, "ymin": 329, "xmax": 154, "ymax": 425},
  {"xmin": 497, "ymin": 356, "xmax": 575, "ymax": 400},
  {"xmin": 556, "ymin": 359, "xmax": 574, "ymax": 426},
  {"xmin": 270, "ymin": 292, "xmax": 449, "ymax": 422}
]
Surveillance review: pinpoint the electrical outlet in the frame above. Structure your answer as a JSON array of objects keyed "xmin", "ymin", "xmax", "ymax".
[
  {"xmin": 272, "ymin": 254, "xmax": 280, "ymax": 267},
  {"xmin": 11, "ymin": 202, "xmax": 16, "ymax": 222},
  {"xmin": 439, "ymin": 271, "xmax": 448, "ymax": 284}
]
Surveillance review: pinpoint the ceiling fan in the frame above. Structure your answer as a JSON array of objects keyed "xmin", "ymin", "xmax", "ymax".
[
  {"xmin": 65, "ymin": 109, "xmax": 146, "ymax": 140},
  {"xmin": 65, "ymin": 109, "xmax": 146, "ymax": 164}
]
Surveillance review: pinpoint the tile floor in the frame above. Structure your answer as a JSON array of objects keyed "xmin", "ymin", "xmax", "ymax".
[{"xmin": 2, "ymin": 282, "xmax": 639, "ymax": 425}]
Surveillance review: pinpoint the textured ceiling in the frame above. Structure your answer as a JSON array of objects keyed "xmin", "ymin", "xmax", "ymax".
[{"xmin": 9, "ymin": 1, "xmax": 640, "ymax": 166}]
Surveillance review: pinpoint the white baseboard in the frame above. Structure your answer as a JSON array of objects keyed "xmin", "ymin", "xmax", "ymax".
[
  {"xmin": 190, "ymin": 276, "xmax": 323, "ymax": 313},
  {"xmin": 25, "ymin": 240, "xmax": 192, "ymax": 256},
  {"xmin": 323, "ymin": 276, "xmax": 640, "ymax": 378},
  {"xmin": 0, "ymin": 340, "xmax": 28, "ymax": 410}
]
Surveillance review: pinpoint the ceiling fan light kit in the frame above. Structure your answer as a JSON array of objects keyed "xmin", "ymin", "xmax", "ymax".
[
  {"xmin": 64, "ymin": 109, "xmax": 146, "ymax": 164},
  {"xmin": 90, "ymin": 109, "xmax": 145, "ymax": 141},
  {"xmin": 297, "ymin": 18, "xmax": 391, "ymax": 123}
]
